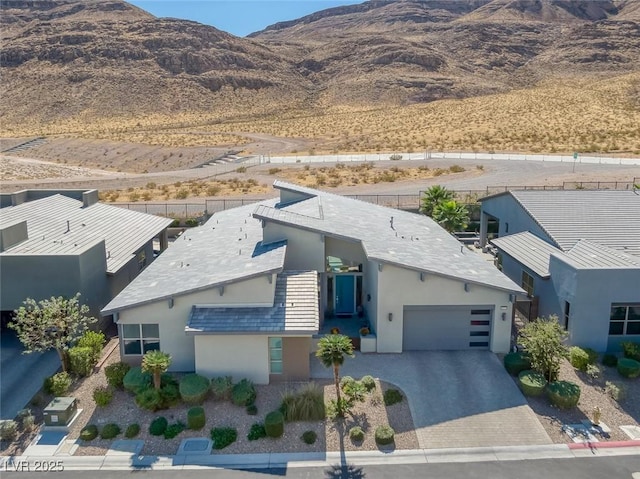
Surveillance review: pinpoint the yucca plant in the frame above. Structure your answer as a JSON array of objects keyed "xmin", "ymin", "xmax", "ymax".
[{"xmin": 141, "ymin": 350, "xmax": 171, "ymax": 390}]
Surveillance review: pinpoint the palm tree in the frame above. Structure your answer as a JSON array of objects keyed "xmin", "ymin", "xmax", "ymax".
[
  {"xmin": 142, "ymin": 350, "xmax": 171, "ymax": 390},
  {"xmin": 316, "ymin": 334, "xmax": 354, "ymax": 415},
  {"xmin": 432, "ymin": 200, "xmax": 469, "ymax": 233},
  {"xmin": 420, "ymin": 185, "xmax": 455, "ymax": 217}
]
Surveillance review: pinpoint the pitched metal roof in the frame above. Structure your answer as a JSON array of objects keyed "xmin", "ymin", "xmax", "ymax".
[
  {"xmin": 186, "ymin": 270, "xmax": 319, "ymax": 334},
  {"xmin": 0, "ymin": 194, "xmax": 171, "ymax": 273},
  {"xmin": 102, "ymin": 202, "xmax": 286, "ymax": 314},
  {"xmin": 491, "ymin": 232, "xmax": 560, "ymax": 278},
  {"xmin": 485, "ymin": 190, "xmax": 640, "ymax": 256},
  {"xmin": 564, "ymin": 239, "xmax": 640, "ymax": 269},
  {"xmin": 254, "ymin": 181, "xmax": 523, "ymax": 293}
]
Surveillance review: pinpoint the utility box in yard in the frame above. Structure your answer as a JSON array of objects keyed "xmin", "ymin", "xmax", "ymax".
[{"xmin": 43, "ymin": 397, "xmax": 77, "ymax": 426}]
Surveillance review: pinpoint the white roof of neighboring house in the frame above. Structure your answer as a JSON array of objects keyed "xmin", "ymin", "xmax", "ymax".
[{"xmin": 0, "ymin": 194, "xmax": 171, "ymax": 274}]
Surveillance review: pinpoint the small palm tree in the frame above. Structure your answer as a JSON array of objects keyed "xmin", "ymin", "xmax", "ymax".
[
  {"xmin": 316, "ymin": 334, "xmax": 354, "ymax": 415},
  {"xmin": 420, "ymin": 185, "xmax": 454, "ymax": 217},
  {"xmin": 141, "ymin": 350, "xmax": 171, "ymax": 390},
  {"xmin": 432, "ymin": 200, "xmax": 469, "ymax": 233}
]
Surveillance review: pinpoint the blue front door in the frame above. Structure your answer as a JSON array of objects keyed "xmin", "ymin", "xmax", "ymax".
[{"xmin": 335, "ymin": 275, "xmax": 355, "ymax": 315}]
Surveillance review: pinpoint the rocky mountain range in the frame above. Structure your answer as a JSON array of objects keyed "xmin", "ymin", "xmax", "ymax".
[{"xmin": 1, "ymin": 0, "xmax": 639, "ymax": 130}]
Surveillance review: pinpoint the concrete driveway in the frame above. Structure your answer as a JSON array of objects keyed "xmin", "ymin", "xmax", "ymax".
[{"xmin": 311, "ymin": 350, "xmax": 552, "ymax": 449}]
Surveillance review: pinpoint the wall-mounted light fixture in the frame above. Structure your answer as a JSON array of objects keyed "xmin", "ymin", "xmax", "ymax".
[
  {"xmin": 378, "ymin": 263, "xmax": 384, "ymax": 272},
  {"xmin": 367, "ymin": 294, "xmax": 371, "ymax": 302},
  {"xmin": 388, "ymin": 313, "xmax": 393, "ymax": 322},
  {"xmin": 464, "ymin": 283, "xmax": 469, "ymax": 292},
  {"xmin": 219, "ymin": 285, "xmax": 225, "ymax": 296},
  {"xmin": 419, "ymin": 272, "xmax": 425, "ymax": 282},
  {"xmin": 501, "ymin": 312, "xmax": 507, "ymax": 321},
  {"xmin": 168, "ymin": 298, "xmax": 174, "ymax": 309}
]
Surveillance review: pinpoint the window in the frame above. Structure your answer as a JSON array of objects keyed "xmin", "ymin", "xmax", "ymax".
[
  {"xmin": 609, "ymin": 304, "xmax": 640, "ymax": 336},
  {"xmin": 269, "ymin": 337, "xmax": 283, "ymax": 374},
  {"xmin": 521, "ymin": 271, "xmax": 534, "ymax": 297},
  {"xmin": 137, "ymin": 250, "xmax": 147, "ymax": 271},
  {"xmin": 564, "ymin": 301, "xmax": 571, "ymax": 331},
  {"xmin": 122, "ymin": 324, "xmax": 160, "ymax": 355},
  {"xmin": 471, "ymin": 309, "xmax": 491, "ymax": 315}
]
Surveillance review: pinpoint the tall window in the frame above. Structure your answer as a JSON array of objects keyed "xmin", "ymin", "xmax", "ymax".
[
  {"xmin": 564, "ymin": 301, "xmax": 571, "ymax": 331},
  {"xmin": 521, "ymin": 271, "xmax": 534, "ymax": 297},
  {"xmin": 122, "ymin": 324, "xmax": 160, "ymax": 355},
  {"xmin": 269, "ymin": 337, "xmax": 283, "ymax": 374},
  {"xmin": 609, "ymin": 304, "xmax": 640, "ymax": 336}
]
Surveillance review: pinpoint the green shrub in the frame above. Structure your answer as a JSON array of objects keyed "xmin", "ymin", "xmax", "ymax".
[
  {"xmin": 375, "ymin": 425, "xmax": 395, "ymax": 445},
  {"xmin": 349, "ymin": 426, "xmax": 364, "ymax": 442},
  {"xmin": 247, "ymin": 423, "xmax": 267, "ymax": 441},
  {"xmin": 503, "ymin": 352, "xmax": 532, "ymax": 376},
  {"xmin": 123, "ymin": 367, "xmax": 152, "ymax": 394},
  {"xmin": 518, "ymin": 370, "xmax": 547, "ymax": 397},
  {"xmin": 383, "ymin": 388, "xmax": 403, "ymax": 406},
  {"xmin": 621, "ymin": 342, "xmax": 640, "ymax": 361},
  {"xmin": 301, "ymin": 430, "xmax": 317, "ymax": 444},
  {"xmin": 361, "ymin": 375, "xmax": 376, "ymax": 392},
  {"xmin": 79, "ymin": 424, "xmax": 98, "ymax": 441},
  {"xmin": 326, "ymin": 398, "xmax": 351, "ymax": 419},
  {"xmin": 185, "ymin": 218, "xmax": 198, "ymax": 227},
  {"xmin": 179, "ymin": 374, "xmax": 210, "ymax": 404},
  {"xmin": 617, "ymin": 357, "xmax": 640, "ymax": 378},
  {"xmin": 605, "ymin": 381, "xmax": 627, "ymax": 401},
  {"xmin": 69, "ymin": 346, "xmax": 95, "ymax": 377},
  {"xmin": 586, "ymin": 363, "xmax": 601, "ymax": 379},
  {"xmin": 264, "ymin": 410, "xmax": 284, "ymax": 438},
  {"xmin": 44, "ymin": 372, "xmax": 72, "ymax": 396},
  {"xmin": 569, "ymin": 347, "xmax": 591, "ymax": 372},
  {"xmin": 125, "ymin": 424, "xmax": 140, "ymax": 438},
  {"xmin": 100, "ymin": 423, "xmax": 121, "ymax": 439},
  {"xmin": 19, "ymin": 410, "xmax": 35, "ymax": 432},
  {"xmin": 187, "ymin": 406, "xmax": 206, "ymax": 430},
  {"xmin": 602, "ymin": 354, "xmax": 618, "ymax": 367},
  {"xmin": 136, "ymin": 388, "xmax": 165, "ymax": 411},
  {"xmin": 546, "ymin": 381, "xmax": 581, "ymax": 409},
  {"xmin": 584, "ymin": 348, "xmax": 598, "ymax": 364},
  {"xmin": 0, "ymin": 420, "xmax": 18, "ymax": 441},
  {"xmin": 77, "ymin": 330, "xmax": 106, "ymax": 362},
  {"xmin": 105, "ymin": 362, "xmax": 131, "ymax": 389},
  {"xmin": 210, "ymin": 427, "xmax": 237, "ymax": 449},
  {"xmin": 280, "ymin": 383, "xmax": 325, "ymax": 422},
  {"xmin": 164, "ymin": 422, "xmax": 186, "ymax": 439},
  {"xmin": 160, "ymin": 383, "xmax": 181, "ymax": 408},
  {"xmin": 246, "ymin": 404, "xmax": 258, "ymax": 415},
  {"xmin": 149, "ymin": 417, "xmax": 168, "ymax": 436},
  {"xmin": 211, "ymin": 376, "xmax": 233, "ymax": 401},
  {"xmin": 340, "ymin": 376, "xmax": 356, "ymax": 390},
  {"xmin": 232, "ymin": 379, "xmax": 257, "ymax": 407},
  {"xmin": 343, "ymin": 380, "xmax": 367, "ymax": 404},
  {"xmin": 93, "ymin": 386, "xmax": 113, "ymax": 407}
]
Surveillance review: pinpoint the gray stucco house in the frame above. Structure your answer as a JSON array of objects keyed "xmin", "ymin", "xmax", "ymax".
[
  {"xmin": 103, "ymin": 181, "xmax": 522, "ymax": 384},
  {"xmin": 479, "ymin": 190, "xmax": 640, "ymax": 352},
  {"xmin": 0, "ymin": 189, "xmax": 172, "ymax": 319}
]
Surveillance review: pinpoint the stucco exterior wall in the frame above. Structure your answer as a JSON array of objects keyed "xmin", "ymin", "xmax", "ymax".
[
  {"xmin": 108, "ymin": 240, "xmax": 156, "ymax": 300},
  {"xmin": 194, "ymin": 335, "xmax": 269, "ymax": 384},
  {"xmin": 375, "ymin": 263, "xmax": 512, "ymax": 353},
  {"xmin": 78, "ymin": 240, "xmax": 110, "ymax": 319},
  {"xmin": 481, "ymin": 195, "xmax": 553, "ymax": 245},
  {"xmin": 364, "ymin": 260, "xmax": 379, "ymax": 333},
  {"xmin": 263, "ymin": 223, "xmax": 325, "ymax": 271}
]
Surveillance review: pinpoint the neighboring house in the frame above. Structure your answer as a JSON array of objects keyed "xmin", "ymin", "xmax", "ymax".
[
  {"xmin": 479, "ymin": 190, "xmax": 640, "ymax": 352},
  {"xmin": 0, "ymin": 189, "xmax": 172, "ymax": 319},
  {"xmin": 102, "ymin": 181, "xmax": 522, "ymax": 384}
]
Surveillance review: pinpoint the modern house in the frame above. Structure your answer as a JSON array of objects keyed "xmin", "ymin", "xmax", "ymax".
[
  {"xmin": 479, "ymin": 190, "xmax": 640, "ymax": 352},
  {"xmin": 103, "ymin": 182, "xmax": 522, "ymax": 384},
  {"xmin": 0, "ymin": 189, "xmax": 172, "ymax": 319}
]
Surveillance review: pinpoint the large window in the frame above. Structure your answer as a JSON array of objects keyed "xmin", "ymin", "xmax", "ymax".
[
  {"xmin": 609, "ymin": 304, "xmax": 640, "ymax": 336},
  {"xmin": 521, "ymin": 271, "xmax": 534, "ymax": 297},
  {"xmin": 122, "ymin": 324, "xmax": 160, "ymax": 355},
  {"xmin": 269, "ymin": 337, "xmax": 283, "ymax": 374}
]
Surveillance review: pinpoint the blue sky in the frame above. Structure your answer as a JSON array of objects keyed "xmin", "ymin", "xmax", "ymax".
[{"xmin": 127, "ymin": 1, "xmax": 362, "ymax": 37}]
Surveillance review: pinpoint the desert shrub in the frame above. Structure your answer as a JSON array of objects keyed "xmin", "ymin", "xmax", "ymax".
[
  {"xmin": 302, "ymin": 430, "xmax": 317, "ymax": 444},
  {"xmin": 164, "ymin": 422, "xmax": 186, "ymax": 439},
  {"xmin": 0, "ymin": 420, "xmax": 18, "ymax": 441},
  {"xmin": 136, "ymin": 388, "xmax": 165, "ymax": 411},
  {"xmin": 100, "ymin": 423, "xmax": 121, "ymax": 439},
  {"xmin": 236, "ymin": 166, "xmax": 247, "ymax": 173},
  {"xmin": 179, "ymin": 374, "xmax": 210, "ymax": 404},
  {"xmin": 169, "ymin": 218, "xmax": 180, "ymax": 227},
  {"xmin": 326, "ymin": 398, "xmax": 351, "ymax": 419},
  {"xmin": 18, "ymin": 410, "xmax": 35, "ymax": 432},
  {"xmin": 79, "ymin": 424, "xmax": 98, "ymax": 441},
  {"xmin": 246, "ymin": 404, "xmax": 258, "ymax": 415},
  {"xmin": 449, "ymin": 164, "xmax": 465, "ymax": 173},
  {"xmin": 232, "ymin": 379, "xmax": 257, "ymax": 407},
  {"xmin": 343, "ymin": 380, "xmax": 367, "ymax": 404},
  {"xmin": 349, "ymin": 426, "xmax": 364, "ymax": 442},
  {"xmin": 68, "ymin": 346, "xmax": 95, "ymax": 377},
  {"xmin": 584, "ymin": 348, "xmax": 598, "ymax": 364},
  {"xmin": 211, "ymin": 376, "xmax": 233, "ymax": 401},
  {"xmin": 621, "ymin": 342, "xmax": 640, "ymax": 361},
  {"xmin": 210, "ymin": 427, "xmax": 237, "ymax": 449},
  {"xmin": 247, "ymin": 423, "xmax": 267, "ymax": 441},
  {"xmin": 77, "ymin": 330, "xmax": 106, "ymax": 363},
  {"xmin": 383, "ymin": 388, "xmax": 403, "ymax": 406},
  {"xmin": 340, "ymin": 376, "xmax": 356, "ymax": 390},
  {"xmin": 264, "ymin": 410, "xmax": 284, "ymax": 438},
  {"xmin": 546, "ymin": 381, "xmax": 581, "ymax": 409},
  {"xmin": 617, "ymin": 358, "xmax": 640, "ymax": 378},
  {"xmin": 361, "ymin": 375, "xmax": 376, "ymax": 391},
  {"xmin": 518, "ymin": 370, "xmax": 547, "ymax": 397},
  {"xmin": 125, "ymin": 424, "xmax": 140, "ymax": 438},
  {"xmin": 123, "ymin": 367, "xmax": 152, "ymax": 394},
  {"xmin": 586, "ymin": 363, "xmax": 601, "ymax": 379},
  {"xmin": 187, "ymin": 406, "xmax": 206, "ymax": 430},
  {"xmin": 149, "ymin": 417, "xmax": 168, "ymax": 436},
  {"xmin": 602, "ymin": 354, "xmax": 618, "ymax": 367},
  {"xmin": 605, "ymin": 381, "xmax": 627, "ymax": 401},
  {"xmin": 185, "ymin": 218, "xmax": 198, "ymax": 227},
  {"xmin": 105, "ymin": 362, "xmax": 131, "ymax": 389},
  {"xmin": 569, "ymin": 347, "xmax": 591, "ymax": 371},
  {"xmin": 268, "ymin": 168, "xmax": 281, "ymax": 175},
  {"xmin": 503, "ymin": 352, "xmax": 532, "ymax": 376},
  {"xmin": 44, "ymin": 372, "xmax": 72, "ymax": 396},
  {"xmin": 280, "ymin": 383, "xmax": 325, "ymax": 422},
  {"xmin": 375, "ymin": 425, "xmax": 395, "ymax": 445},
  {"xmin": 93, "ymin": 386, "xmax": 113, "ymax": 407},
  {"xmin": 389, "ymin": 154, "xmax": 402, "ymax": 161},
  {"xmin": 160, "ymin": 383, "xmax": 181, "ymax": 408}
]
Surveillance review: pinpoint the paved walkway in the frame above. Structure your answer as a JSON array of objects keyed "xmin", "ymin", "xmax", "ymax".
[{"xmin": 311, "ymin": 351, "xmax": 552, "ymax": 449}]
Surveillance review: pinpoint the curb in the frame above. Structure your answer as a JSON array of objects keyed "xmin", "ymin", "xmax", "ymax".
[{"xmin": 567, "ymin": 440, "xmax": 640, "ymax": 450}]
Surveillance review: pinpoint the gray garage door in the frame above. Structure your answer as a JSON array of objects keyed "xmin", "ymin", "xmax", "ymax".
[{"xmin": 402, "ymin": 306, "xmax": 492, "ymax": 350}]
